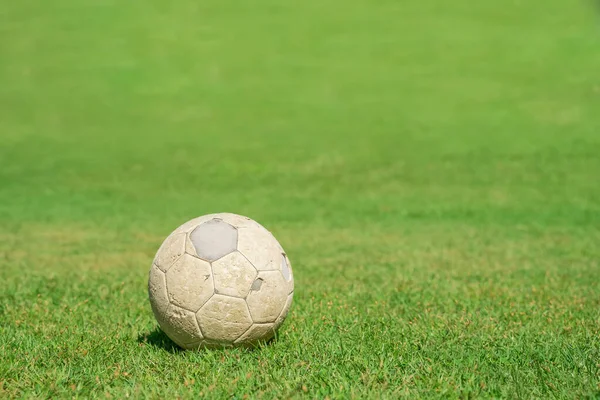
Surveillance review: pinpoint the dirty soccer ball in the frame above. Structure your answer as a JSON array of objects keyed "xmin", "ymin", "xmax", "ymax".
[{"xmin": 148, "ymin": 213, "xmax": 294, "ymax": 349}]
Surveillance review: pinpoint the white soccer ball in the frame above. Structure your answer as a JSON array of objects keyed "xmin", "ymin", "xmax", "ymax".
[{"xmin": 148, "ymin": 213, "xmax": 294, "ymax": 349}]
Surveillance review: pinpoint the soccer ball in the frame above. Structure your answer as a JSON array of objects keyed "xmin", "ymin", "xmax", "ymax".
[{"xmin": 148, "ymin": 213, "xmax": 294, "ymax": 349}]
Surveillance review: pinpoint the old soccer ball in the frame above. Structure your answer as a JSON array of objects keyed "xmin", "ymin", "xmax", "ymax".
[{"xmin": 148, "ymin": 213, "xmax": 294, "ymax": 349}]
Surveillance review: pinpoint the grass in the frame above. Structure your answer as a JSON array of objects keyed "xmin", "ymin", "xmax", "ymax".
[{"xmin": 1, "ymin": 0, "xmax": 600, "ymax": 398}]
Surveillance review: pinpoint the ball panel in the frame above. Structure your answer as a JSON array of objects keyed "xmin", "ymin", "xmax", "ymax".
[
  {"xmin": 281, "ymin": 254, "xmax": 292, "ymax": 281},
  {"xmin": 280, "ymin": 254, "xmax": 294, "ymax": 295},
  {"xmin": 154, "ymin": 233, "xmax": 186, "ymax": 272},
  {"xmin": 212, "ymin": 251, "xmax": 257, "ymax": 298},
  {"xmin": 190, "ymin": 219, "xmax": 238, "ymax": 262},
  {"xmin": 159, "ymin": 304, "xmax": 204, "ymax": 347},
  {"xmin": 196, "ymin": 295, "xmax": 253, "ymax": 342},
  {"xmin": 148, "ymin": 264, "xmax": 169, "ymax": 316},
  {"xmin": 237, "ymin": 226, "xmax": 283, "ymax": 271},
  {"xmin": 166, "ymin": 254, "xmax": 214, "ymax": 312},
  {"xmin": 234, "ymin": 323, "xmax": 276, "ymax": 346},
  {"xmin": 246, "ymin": 270, "xmax": 289, "ymax": 323}
]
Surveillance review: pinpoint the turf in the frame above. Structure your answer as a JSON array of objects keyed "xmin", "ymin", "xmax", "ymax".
[{"xmin": 1, "ymin": 0, "xmax": 600, "ymax": 398}]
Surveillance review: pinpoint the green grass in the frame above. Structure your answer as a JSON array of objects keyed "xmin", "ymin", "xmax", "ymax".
[{"xmin": 1, "ymin": 0, "xmax": 600, "ymax": 398}]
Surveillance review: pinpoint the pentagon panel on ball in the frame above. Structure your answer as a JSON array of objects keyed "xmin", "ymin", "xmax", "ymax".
[
  {"xmin": 189, "ymin": 219, "xmax": 238, "ymax": 262},
  {"xmin": 148, "ymin": 213, "xmax": 294, "ymax": 349}
]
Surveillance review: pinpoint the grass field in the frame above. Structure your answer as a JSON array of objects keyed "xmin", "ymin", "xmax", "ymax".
[{"xmin": 1, "ymin": 0, "xmax": 600, "ymax": 398}]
